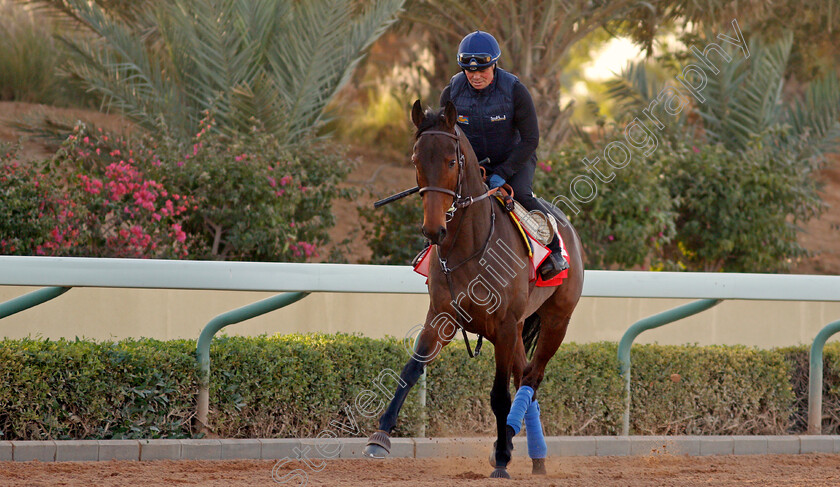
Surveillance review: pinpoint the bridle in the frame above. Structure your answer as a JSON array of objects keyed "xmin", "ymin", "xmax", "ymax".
[
  {"xmin": 414, "ymin": 125, "xmax": 499, "ymax": 358},
  {"xmin": 416, "ymin": 126, "xmax": 497, "ymax": 222}
]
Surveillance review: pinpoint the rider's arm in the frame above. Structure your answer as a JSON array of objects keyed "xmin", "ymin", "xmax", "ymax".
[{"xmin": 494, "ymin": 82, "xmax": 539, "ymax": 181}]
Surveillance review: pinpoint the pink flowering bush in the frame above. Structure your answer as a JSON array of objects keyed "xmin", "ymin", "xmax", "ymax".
[
  {"xmin": 0, "ymin": 144, "xmax": 76, "ymax": 256},
  {"xmin": 3, "ymin": 115, "xmax": 349, "ymax": 261},
  {"xmin": 44, "ymin": 129, "xmax": 193, "ymax": 258},
  {"xmin": 534, "ymin": 141, "xmax": 676, "ymax": 270},
  {"xmin": 145, "ymin": 115, "xmax": 350, "ymax": 262}
]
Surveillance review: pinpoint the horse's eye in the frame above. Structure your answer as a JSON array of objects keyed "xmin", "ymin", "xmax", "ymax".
[{"xmin": 448, "ymin": 159, "xmax": 456, "ymax": 168}]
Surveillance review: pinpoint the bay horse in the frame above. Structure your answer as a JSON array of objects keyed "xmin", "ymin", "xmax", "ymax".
[{"xmin": 364, "ymin": 100, "xmax": 584, "ymax": 479}]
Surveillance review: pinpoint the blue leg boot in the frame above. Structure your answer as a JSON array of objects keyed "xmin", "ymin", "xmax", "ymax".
[{"xmin": 525, "ymin": 398, "xmax": 547, "ymax": 474}]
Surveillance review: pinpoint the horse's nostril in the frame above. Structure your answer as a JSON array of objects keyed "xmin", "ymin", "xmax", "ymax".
[{"xmin": 421, "ymin": 226, "xmax": 446, "ymax": 244}]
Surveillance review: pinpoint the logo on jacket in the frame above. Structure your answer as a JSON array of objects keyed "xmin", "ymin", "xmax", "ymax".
[
  {"xmin": 457, "ymin": 115, "xmax": 469, "ymax": 124},
  {"xmin": 490, "ymin": 115, "xmax": 507, "ymax": 122}
]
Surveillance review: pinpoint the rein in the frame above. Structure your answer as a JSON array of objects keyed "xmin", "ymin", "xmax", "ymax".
[{"xmin": 416, "ymin": 126, "xmax": 498, "ymax": 358}]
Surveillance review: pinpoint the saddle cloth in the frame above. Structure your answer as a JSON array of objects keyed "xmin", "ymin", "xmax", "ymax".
[{"xmin": 412, "ymin": 201, "xmax": 569, "ymax": 287}]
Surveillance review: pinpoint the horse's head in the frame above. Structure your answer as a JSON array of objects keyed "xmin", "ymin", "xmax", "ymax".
[{"xmin": 411, "ymin": 99, "xmax": 462, "ymax": 245}]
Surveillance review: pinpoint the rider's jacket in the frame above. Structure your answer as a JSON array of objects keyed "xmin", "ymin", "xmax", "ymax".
[{"xmin": 447, "ymin": 67, "xmax": 520, "ymax": 173}]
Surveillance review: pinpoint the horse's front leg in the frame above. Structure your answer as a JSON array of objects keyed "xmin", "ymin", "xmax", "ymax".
[
  {"xmin": 364, "ymin": 313, "xmax": 452, "ymax": 459},
  {"xmin": 489, "ymin": 323, "xmax": 517, "ymax": 478}
]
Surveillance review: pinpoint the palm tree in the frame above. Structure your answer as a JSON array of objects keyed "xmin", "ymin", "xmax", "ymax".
[
  {"xmin": 51, "ymin": 0, "xmax": 404, "ymax": 144},
  {"xmin": 604, "ymin": 32, "xmax": 840, "ymax": 165},
  {"xmin": 402, "ymin": 0, "xmax": 655, "ymax": 148},
  {"xmin": 601, "ymin": 31, "xmax": 839, "ymax": 272},
  {"xmin": 398, "ymin": 0, "xmax": 775, "ymax": 150}
]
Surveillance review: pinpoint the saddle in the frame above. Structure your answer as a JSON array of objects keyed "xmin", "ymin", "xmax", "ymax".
[{"xmin": 412, "ymin": 195, "xmax": 569, "ymax": 287}]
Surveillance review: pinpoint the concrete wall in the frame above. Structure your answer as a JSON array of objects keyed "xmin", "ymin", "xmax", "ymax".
[{"xmin": 1, "ymin": 286, "xmax": 839, "ymax": 348}]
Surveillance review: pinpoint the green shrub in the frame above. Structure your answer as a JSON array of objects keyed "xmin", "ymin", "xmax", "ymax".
[
  {"xmin": 4, "ymin": 121, "xmax": 351, "ymax": 261},
  {"xmin": 780, "ymin": 343, "xmax": 840, "ymax": 435},
  {"xmin": 0, "ymin": 338, "xmax": 197, "ymax": 440},
  {"xmin": 592, "ymin": 41, "xmax": 833, "ymax": 273},
  {"xmin": 534, "ymin": 141, "xmax": 676, "ymax": 270},
  {"xmin": 0, "ymin": 144, "xmax": 72, "ymax": 256},
  {"xmin": 535, "ymin": 130, "xmax": 823, "ymax": 272},
  {"xmin": 427, "ymin": 342, "xmax": 625, "ymax": 436},
  {"xmin": 630, "ymin": 345, "xmax": 793, "ymax": 435},
  {"xmin": 1, "ymin": 335, "xmax": 827, "ymax": 440},
  {"xmin": 206, "ymin": 334, "xmax": 423, "ymax": 438},
  {"xmin": 658, "ymin": 134, "xmax": 823, "ymax": 272},
  {"xmin": 145, "ymin": 119, "xmax": 353, "ymax": 261}
]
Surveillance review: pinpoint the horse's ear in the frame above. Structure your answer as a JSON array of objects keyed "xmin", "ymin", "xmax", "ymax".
[
  {"xmin": 443, "ymin": 101, "xmax": 457, "ymax": 130},
  {"xmin": 411, "ymin": 100, "xmax": 424, "ymax": 128}
]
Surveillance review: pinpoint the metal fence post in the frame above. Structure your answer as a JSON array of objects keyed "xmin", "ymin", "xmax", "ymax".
[
  {"xmin": 195, "ymin": 291, "xmax": 309, "ymax": 433},
  {"xmin": 418, "ymin": 369, "xmax": 427, "ymax": 438},
  {"xmin": 808, "ymin": 319, "xmax": 840, "ymax": 434},
  {"xmin": 0, "ymin": 286, "xmax": 71, "ymax": 319},
  {"xmin": 617, "ymin": 299, "xmax": 722, "ymax": 436}
]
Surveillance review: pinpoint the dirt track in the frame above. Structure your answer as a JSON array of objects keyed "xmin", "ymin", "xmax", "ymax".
[{"xmin": 2, "ymin": 454, "xmax": 840, "ymax": 486}]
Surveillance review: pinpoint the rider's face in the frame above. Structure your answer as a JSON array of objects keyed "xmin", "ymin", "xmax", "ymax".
[{"xmin": 465, "ymin": 65, "xmax": 494, "ymax": 90}]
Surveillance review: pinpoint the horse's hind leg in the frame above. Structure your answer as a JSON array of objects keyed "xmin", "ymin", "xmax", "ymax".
[
  {"xmin": 520, "ymin": 397, "xmax": 547, "ymax": 474},
  {"xmin": 509, "ymin": 314, "xmax": 573, "ymax": 475},
  {"xmin": 522, "ymin": 314, "xmax": 570, "ymax": 391}
]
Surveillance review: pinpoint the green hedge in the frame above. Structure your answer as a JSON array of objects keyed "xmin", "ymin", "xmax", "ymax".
[
  {"xmin": 1, "ymin": 335, "xmax": 839, "ymax": 440},
  {"xmin": 0, "ymin": 338, "xmax": 197, "ymax": 440}
]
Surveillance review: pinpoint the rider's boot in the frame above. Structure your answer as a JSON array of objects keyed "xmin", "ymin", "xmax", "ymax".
[{"xmin": 538, "ymin": 234, "xmax": 569, "ymax": 280}]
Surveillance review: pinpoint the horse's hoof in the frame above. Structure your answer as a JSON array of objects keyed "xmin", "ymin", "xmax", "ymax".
[
  {"xmin": 489, "ymin": 467, "xmax": 511, "ymax": 479},
  {"xmin": 363, "ymin": 443, "xmax": 389, "ymax": 459},
  {"xmin": 489, "ymin": 436, "xmax": 514, "ymax": 467},
  {"xmin": 531, "ymin": 458, "xmax": 547, "ymax": 475},
  {"xmin": 363, "ymin": 430, "xmax": 391, "ymax": 459}
]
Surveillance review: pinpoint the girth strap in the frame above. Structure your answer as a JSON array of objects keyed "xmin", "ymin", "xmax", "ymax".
[{"xmin": 463, "ymin": 324, "xmax": 483, "ymax": 357}]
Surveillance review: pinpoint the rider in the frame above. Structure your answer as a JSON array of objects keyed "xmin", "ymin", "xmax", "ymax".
[{"xmin": 439, "ymin": 30, "xmax": 569, "ymax": 279}]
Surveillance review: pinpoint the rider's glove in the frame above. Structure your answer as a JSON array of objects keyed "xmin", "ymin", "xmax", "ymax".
[{"xmin": 488, "ymin": 174, "xmax": 505, "ymax": 189}]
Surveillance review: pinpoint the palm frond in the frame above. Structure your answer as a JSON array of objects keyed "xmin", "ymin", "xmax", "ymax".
[
  {"xmin": 56, "ymin": 0, "xmax": 404, "ymax": 144},
  {"xmin": 59, "ymin": 1, "xmax": 185, "ymax": 134},
  {"xmin": 604, "ymin": 61, "xmax": 664, "ymax": 117},
  {"xmin": 784, "ymin": 70, "xmax": 840, "ymax": 162},
  {"xmin": 695, "ymin": 33, "xmax": 791, "ymax": 152}
]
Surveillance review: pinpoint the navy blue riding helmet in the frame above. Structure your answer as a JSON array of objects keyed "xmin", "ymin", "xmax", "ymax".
[{"xmin": 457, "ymin": 31, "xmax": 501, "ymax": 71}]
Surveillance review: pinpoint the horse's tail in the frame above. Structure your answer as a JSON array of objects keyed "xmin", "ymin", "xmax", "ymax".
[{"xmin": 522, "ymin": 312, "xmax": 541, "ymax": 358}]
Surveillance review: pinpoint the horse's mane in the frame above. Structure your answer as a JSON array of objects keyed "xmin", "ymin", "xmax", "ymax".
[{"xmin": 415, "ymin": 107, "xmax": 446, "ymax": 137}]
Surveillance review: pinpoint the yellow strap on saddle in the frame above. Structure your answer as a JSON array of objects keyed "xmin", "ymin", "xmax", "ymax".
[{"xmin": 495, "ymin": 196, "xmax": 533, "ymax": 258}]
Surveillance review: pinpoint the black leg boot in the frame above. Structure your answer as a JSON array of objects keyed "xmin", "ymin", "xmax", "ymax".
[{"xmin": 538, "ymin": 234, "xmax": 569, "ymax": 280}]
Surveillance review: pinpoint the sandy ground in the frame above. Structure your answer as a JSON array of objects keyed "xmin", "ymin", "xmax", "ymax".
[
  {"xmin": 0, "ymin": 101, "xmax": 132, "ymax": 161},
  {"xmin": 327, "ymin": 143, "xmax": 417, "ymax": 263},
  {"xmin": 793, "ymin": 163, "xmax": 840, "ymax": 274},
  {"xmin": 1, "ymin": 454, "xmax": 840, "ymax": 486}
]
